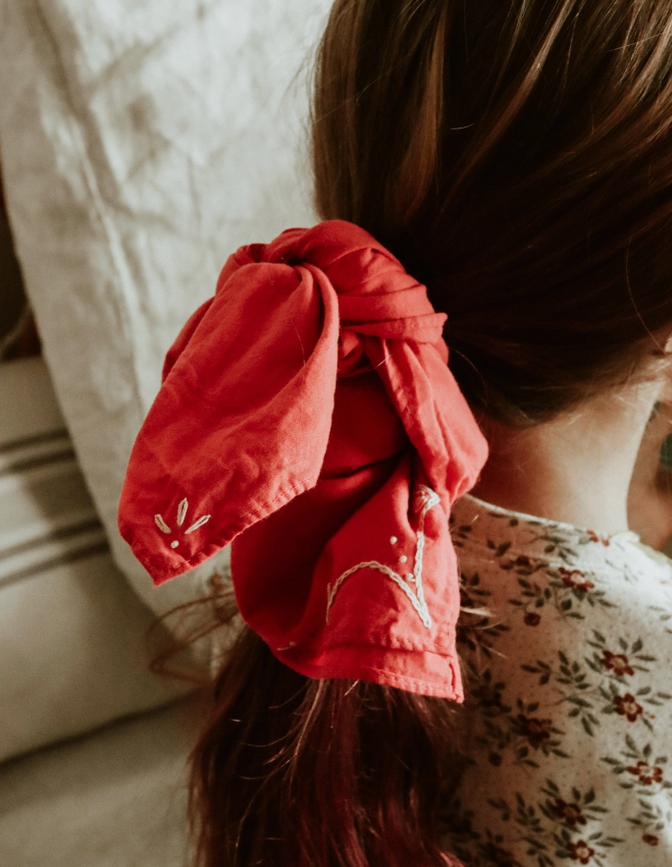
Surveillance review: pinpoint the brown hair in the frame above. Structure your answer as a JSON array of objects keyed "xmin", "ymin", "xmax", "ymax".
[
  {"xmin": 314, "ymin": 0, "xmax": 672, "ymax": 423},
  {"xmin": 189, "ymin": 2, "xmax": 672, "ymax": 864},
  {"xmin": 190, "ymin": 614, "xmax": 464, "ymax": 867}
]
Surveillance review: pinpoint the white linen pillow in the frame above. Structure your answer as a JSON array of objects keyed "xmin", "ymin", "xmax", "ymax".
[
  {"xmin": 0, "ymin": 358, "xmax": 193, "ymax": 762},
  {"xmin": 0, "ymin": 0, "xmax": 329, "ymax": 615}
]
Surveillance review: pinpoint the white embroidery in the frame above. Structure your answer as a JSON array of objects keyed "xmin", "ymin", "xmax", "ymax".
[
  {"xmin": 154, "ymin": 499, "xmax": 212, "ymax": 549},
  {"xmin": 326, "ymin": 485, "xmax": 440, "ymax": 631},
  {"xmin": 185, "ymin": 515, "xmax": 211, "ymax": 534},
  {"xmin": 414, "ymin": 485, "xmax": 441, "ymax": 515},
  {"xmin": 154, "ymin": 515, "xmax": 171, "ymax": 534}
]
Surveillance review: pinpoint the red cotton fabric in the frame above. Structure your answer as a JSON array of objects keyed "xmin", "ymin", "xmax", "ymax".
[{"xmin": 118, "ymin": 220, "xmax": 488, "ymax": 699}]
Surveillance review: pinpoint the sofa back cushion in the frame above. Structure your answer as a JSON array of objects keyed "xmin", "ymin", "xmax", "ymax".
[{"xmin": 0, "ymin": 358, "xmax": 193, "ymax": 762}]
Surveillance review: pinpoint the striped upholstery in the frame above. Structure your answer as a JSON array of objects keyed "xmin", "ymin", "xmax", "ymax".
[
  {"xmin": 1, "ymin": 429, "xmax": 108, "ymax": 590},
  {"xmin": 0, "ymin": 358, "xmax": 193, "ymax": 762}
]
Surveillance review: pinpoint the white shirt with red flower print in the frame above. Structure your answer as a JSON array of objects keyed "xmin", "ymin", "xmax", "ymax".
[{"xmin": 443, "ymin": 494, "xmax": 672, "ymax": 867}]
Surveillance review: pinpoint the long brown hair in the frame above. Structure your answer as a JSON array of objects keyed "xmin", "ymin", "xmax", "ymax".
[
  {"xmin": 189, "ymin": 2, "xmax": 672, "ymax": 865},
  {"xmin": 190, "ymin": 613, "xmax": 464, "ymax": 867}
]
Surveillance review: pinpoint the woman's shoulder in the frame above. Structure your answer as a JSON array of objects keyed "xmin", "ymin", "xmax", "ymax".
[
  {"xmin": 447, "ymin": 495, "xmax": 672, "ymax": 866},
  {"xmin": 453, "ymin": 492, "xmax": 672, "ymax": 674},
  {"xmin": 452, "ymin": 492, "xmax": 672, "ymax": 594}
]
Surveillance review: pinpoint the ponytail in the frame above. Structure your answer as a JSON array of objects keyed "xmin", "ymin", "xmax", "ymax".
[{"xmin": 188, "ymin": 624, "xmax": 465, "ymax": 867}]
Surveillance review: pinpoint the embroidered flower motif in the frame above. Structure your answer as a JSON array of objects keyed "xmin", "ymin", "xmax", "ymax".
[
  {"xmin": 568, "ymin": 840, "xmax": 595, "ymax": 864},
  {"xmin": 557, "ymin": 567, "xmax": 595, "ymax": 593},
  {"xmin": 154, "ymin": 498, "xmax": 211, "ymax": 550},
  {"xmin": 602, "ymin": 650, "xmax": 634, "ymax": 677},
  {"xmin": 413, "ymin": 485, "xmax": 441, "ymax": 515},
  {"xmin": 643, "ymin": 834, "xmax": 660, "ymax": 846},
  {"xmin": 553, "ymin": 799, "xmax": 587, "ymax": 826},
  {"xmin": 613, "ymin": 693, "xmax": 644, "ymax": 722},
  {"xmin": 326, "ymin": 485, "xmax": 440, "ymax": 630},
  {"xmin": 516, "ymin": 714, "xmax": 553, "ymax": 746},
  {"xmin": 627, "ymin": 761, "xmax": 663, "ymax": 785},
  {"xmin": 524, "ymin": 611, "xmax": 541, "ymax": 626}
]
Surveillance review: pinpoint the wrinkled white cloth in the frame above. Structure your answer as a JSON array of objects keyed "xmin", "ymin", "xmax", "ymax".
[{"xmin": 0, "ymin": 0, "xmax": 330, "ymax": 616}]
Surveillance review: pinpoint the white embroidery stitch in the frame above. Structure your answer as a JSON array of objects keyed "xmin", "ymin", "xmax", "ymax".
[
  {"xmin": 325, "ymin": 484, "xmax": 440, "ymax": 630},
  {"xmin": 154, "ymin": 499, "xmax": 212, "ymax": 548},
  {"xmin": 185, "ymin": 515, "xmax": 211, "ymax": 534},
  {"xmin": 276, "ymin": 641, "xmax": 298, "ymax": 652},
  {"xmin": 154, "ymin": 515, "xmax": 171, "ymax": 534}
]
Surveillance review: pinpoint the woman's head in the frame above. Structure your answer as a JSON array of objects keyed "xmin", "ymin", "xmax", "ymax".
[
  {"xmin": 188, "ymin": 6, "xmax": 672, "ymax": 866},
  {"xmin": 312, "ymin": 0, "xmax": 672, "ymax": 425}
]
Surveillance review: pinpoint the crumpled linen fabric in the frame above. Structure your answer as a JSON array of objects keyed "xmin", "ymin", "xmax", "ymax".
[
  {"xmin": 0, "ymin": 0, "xmax": 330, "ymax": 621},
  {"xmin": 119, "ymin": 220, "xmax": 488, "ymax": 698}
]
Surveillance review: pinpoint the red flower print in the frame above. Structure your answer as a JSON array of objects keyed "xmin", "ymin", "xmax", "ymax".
[
  {"xmin": 613, "ymin": 693, "xmax": 644, "ymax": 722},
  {"xmin": 524, "ymin": 612, "xmax": 542, "ymax": 626},
  {"xmin": 643, "ymin": 834, "xmax": 660, "ymax": 846},
  {"xmin": 586, "ymin": 530, "xmax": 610, "ymax": 546},
  {"xmin": 568, "ymin": 841, "xmax": 595, "ymax": 864},
  {"xmin": 557, "ymin": 567, "xmax": 595, "ymax": 593},
  {"xmin": 517, "ymin": 714, "xmax": 552, "ymax": 746},
  {"xmin": 601, "ymin": 650, "xmax": 634, "ymax": 677},
  {"xmin": 627, "ymin": 761, "xmax": 663, "ymax": 785},
  {"xmin": 553, "ymin": 799, "xmax": 587, "ymax": 826}
]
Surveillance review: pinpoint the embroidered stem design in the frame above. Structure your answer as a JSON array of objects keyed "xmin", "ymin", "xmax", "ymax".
[{"xmin": 326, "ymin": 485, "xmax": 440, "ymax": 630}]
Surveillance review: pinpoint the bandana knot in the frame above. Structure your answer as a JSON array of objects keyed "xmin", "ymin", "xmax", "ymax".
[{"xmin": 118, "ymin": 220, "xmax": 487, "ymax": 699}]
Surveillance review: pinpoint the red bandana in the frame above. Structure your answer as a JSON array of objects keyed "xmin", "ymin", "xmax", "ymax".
[{"xmin": 118, "ymin": 221, "xmax": 487, "ymax": 699}]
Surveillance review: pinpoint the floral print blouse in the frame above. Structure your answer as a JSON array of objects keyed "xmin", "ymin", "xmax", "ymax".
[{"xmin": 443, "ymin": 494, "xmax": 672, "ymax": 867}]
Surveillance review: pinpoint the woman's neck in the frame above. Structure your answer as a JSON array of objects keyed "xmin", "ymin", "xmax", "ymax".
[{"xmin": 470, "ymin": 380, "xmax": 663, "ymax": 535}]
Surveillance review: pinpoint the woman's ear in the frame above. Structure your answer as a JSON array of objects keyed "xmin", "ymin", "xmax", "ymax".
[
  {"xmin": 659, "ymin": 336, "xmax": 672, "ymax": 402},
  {"xmin": 628, "ymin": 383, "xmax": 672, "ymax": 551}
]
